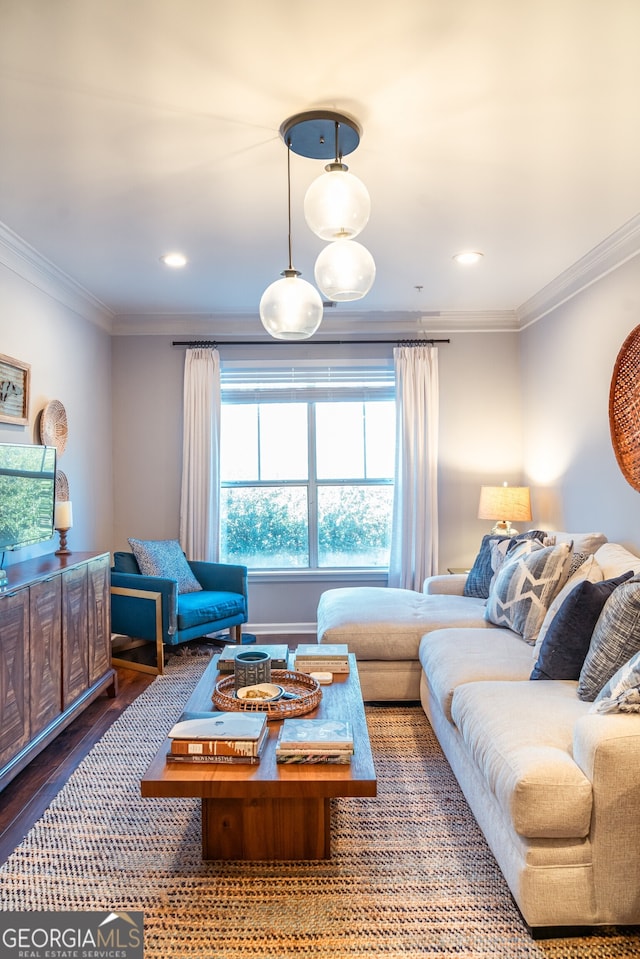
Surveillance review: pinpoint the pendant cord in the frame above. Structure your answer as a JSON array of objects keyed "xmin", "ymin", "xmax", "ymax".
[{"xmin": 286, "ymin": 139, "xmax": 293, "ymax": 271}]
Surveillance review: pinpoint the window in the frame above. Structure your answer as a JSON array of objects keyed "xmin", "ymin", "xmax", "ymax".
[{"xmin": 219, "ymin": 362, "xmax": 395, "ymax": 570}]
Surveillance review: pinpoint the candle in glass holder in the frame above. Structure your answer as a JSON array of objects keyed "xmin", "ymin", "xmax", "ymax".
[{"xmin": 54, "ymin": 500, "xmax": 73, "ymax": 530}]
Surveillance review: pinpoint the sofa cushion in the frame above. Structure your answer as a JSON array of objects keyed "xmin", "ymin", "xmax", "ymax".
[
  {"xmin": 450, "ymin": 680, "xmax": 593, "ymax": 838},
  {"xmin": 590, "ymin": 650, "xmax": 640, "ymax": 714},
  {"xmin": 578, "ymin": 575, "xmax": 640, "ymax": 701},
  {"xmin": 128, "ymin": 538, "xmax": 202, "ymax": 594},
  {"xmin": 484, "ymin": 542, "xmax": 573, "ymax": 644},
  {"xmin": 593, "ymin": 542, "xmax": 640, "ymax": 579},
  {"xmin": 317, "ymin": 587, "xmax": 490, "ymax": 662},
  {"xmin": 176, "ymin": 590, "xmax": 245, "ymax": 630},
  {"xmin": 530, "ymin": 571, "xmax": 635, "ymax": 681},
  {"xmin": 543, "ymin": 531, "xmax": 607, "ymax": 554},
  {"xmin": 419, "ymin": 627, "xmax": 533, "ymax": 721}
]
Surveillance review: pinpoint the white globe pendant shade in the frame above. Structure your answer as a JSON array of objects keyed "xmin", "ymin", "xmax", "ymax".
[
  {"xmin": 259, "ymin": 271, "xmax": 324, "ymax": 340},
  {"xmin": 304, "ymin": 166, "xmax": 371, "ymax": 241},
  {"xmin": 314, "ymin": 239, "xmax": 376, "ymax": 302}
]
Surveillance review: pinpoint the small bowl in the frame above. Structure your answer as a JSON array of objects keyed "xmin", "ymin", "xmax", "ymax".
[{"xmin": 236, "ymin": 683, "xmax": 284, "ymax": 702}]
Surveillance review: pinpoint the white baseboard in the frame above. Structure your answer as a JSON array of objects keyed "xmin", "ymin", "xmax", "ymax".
[{"xmin": 248, "ymin": 622, "xmax": 317, "ymax": 637}]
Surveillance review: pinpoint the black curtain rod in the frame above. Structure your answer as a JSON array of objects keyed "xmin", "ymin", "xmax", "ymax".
[{"xmin": 172, "ymin": 338, "xmax": 450, "ymax": 347}]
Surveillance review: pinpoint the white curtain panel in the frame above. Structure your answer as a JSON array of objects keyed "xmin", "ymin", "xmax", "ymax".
[
  {"xmin": 179, "ymin": 348, "xmax": 221, "ymax": 562},
  {"xmin": 388, "ymin": 345, "xmax": 439, "ymax": 590}
]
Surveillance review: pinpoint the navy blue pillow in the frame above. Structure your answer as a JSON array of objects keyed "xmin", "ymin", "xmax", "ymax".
[
  {"xmin": 463, "ymin": 530, "xmax": 546, "ymax": 599},
  {"xmin": 530, "ymin": 571, "xmax": 635, "ymax": 681}
]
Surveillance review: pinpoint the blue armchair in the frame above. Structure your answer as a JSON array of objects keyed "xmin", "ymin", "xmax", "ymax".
[{"xmin": 110, "ymin": 550, "xmax": 248, "ymax": 674}]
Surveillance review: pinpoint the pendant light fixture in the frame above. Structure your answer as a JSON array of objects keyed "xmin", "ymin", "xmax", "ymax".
[
  {"xmin": 314, "ymin": 238, "xmax": 376, "ymax": 302},
  {"xmin": 259, "ymin": 138, "xmax": 323, "ymax": 340},
  {"xmin": 282, "ymin": 110, "xmax": 375, "ymax": 303}
]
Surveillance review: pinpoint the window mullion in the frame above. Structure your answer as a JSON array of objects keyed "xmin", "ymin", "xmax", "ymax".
[{"xmin": 308, "ymin": 402, "xmax": 318, "ymax": 568}]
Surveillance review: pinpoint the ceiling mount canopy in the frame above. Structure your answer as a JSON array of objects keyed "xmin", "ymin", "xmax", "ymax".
[{"xmin": 280, "ymin": 110, "xmax": 361, "ymax": 160}]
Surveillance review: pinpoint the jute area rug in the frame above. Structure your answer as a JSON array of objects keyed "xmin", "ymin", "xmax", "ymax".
[{"xmin": 1, "ymin": 658, "xmax": 639, "ymax": 959}]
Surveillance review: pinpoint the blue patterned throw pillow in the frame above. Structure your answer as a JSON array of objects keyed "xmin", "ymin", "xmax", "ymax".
[
  {"xmin": 463, "ymin": 534, "xmax": 510, "ymax": 598},
  {"xmin": 484, "ymin": 541, "xmax": 572, "ymax": 644},
  {"xmin": 463, "ymin": 530, "xmax": 546, "ymax": 600},
  {"xmin": 128, "ymin": 538, "xmax": 203, "ymax": 594},
  {"xmin": 578, "ymin": 575, "xmax": 640, "ymax": 701}
]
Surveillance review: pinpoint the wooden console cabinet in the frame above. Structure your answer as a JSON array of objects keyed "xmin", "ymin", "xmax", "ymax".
[{"xmin": 0, "ymin": 551, "xmax": 117, "ymax": 792}]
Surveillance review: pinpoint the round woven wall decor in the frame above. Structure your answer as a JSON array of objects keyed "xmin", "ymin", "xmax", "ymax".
[
  {"xmin": 609, "ymin": 324, "xmax": 640, "ymax": 492},
  {"xmin": 39, "ymin": 399, "xmax": 68, "ymax": 456}
]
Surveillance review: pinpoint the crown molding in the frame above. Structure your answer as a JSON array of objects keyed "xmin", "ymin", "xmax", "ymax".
[
  {"xmin": 0, "ymin": 221, "xmax": 114, "ymax": 332},
  {"xmin": 111, "ymin": 308, "xmax": 519, "ymax": 337},
  {"xmin": 516, "ymin": 212, "xmax": 640, "ymax": 329},
  {"xmin": 4, "ymin": 208, "xmax": 638, "ymax": 338},
  {"xmin": 416, "ymin": 311, "xmax": 518, "ymax": 333}
]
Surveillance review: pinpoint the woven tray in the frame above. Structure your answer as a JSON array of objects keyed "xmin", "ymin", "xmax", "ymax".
[
  {"xmin": 609, "ymin": 324, "xmax": 640, "ymax": 492},
  {"xmin": 213, "ymin": 669, "xmax": 322, "ymax": 719}
]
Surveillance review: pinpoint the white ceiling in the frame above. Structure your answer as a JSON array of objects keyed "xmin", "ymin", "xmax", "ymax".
[{"xmin": 1, "ymin": 0, "xmax": 639, "ymax": 333}]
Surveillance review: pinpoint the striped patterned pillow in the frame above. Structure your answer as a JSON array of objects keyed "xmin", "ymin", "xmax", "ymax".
[{"xmin": 578, "ymin": 575, "xmax": 640, "ymax": 701}]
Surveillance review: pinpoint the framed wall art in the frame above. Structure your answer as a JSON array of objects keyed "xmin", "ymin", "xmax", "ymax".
[{"xmin": 0, "ymin": 353, "xmax": 30, "ymax": 426}]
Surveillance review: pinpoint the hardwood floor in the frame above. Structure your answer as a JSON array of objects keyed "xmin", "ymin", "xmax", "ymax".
[{"xmin": 0, "ymin": 665, "xmax": 153, "ymax": 866}]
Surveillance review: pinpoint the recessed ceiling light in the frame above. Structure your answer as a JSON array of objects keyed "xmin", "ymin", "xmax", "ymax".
[
  {"xmin": 453, "ymin": 251, "xmax": 484, "ymax": 265},
  {"xmin": 160, "ymin": 252, "xmax": 187, "ymax": 268}
]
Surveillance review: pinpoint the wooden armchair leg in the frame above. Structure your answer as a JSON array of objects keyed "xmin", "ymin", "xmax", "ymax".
[{"xmin": 232, "ymin": 624, "xmax": 243, "ymax": 643}]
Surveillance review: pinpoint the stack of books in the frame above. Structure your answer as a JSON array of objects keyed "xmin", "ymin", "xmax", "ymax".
[
  {"xmin": 217, "ymin": 644, "xmax": 289, "ymax": 673},
  {"xmin": 275, "ymin": 717, "xmax": 354, "ymax": 764},
  {"xmin": 166, "ymin": 711, "xmax": 268, "ymax": 764},
  {"xmin": 294, "ymin": 643, "xmax": 350, "ymax": 675}
]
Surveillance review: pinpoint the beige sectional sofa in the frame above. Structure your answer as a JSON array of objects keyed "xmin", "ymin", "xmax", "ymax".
[{"xmin": 317, "ymin": 534, "xmax": 640, "ymax": 934}]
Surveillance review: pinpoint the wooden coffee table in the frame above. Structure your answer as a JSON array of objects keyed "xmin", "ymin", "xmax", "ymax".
[{"xmin": 141, "ymin": 653, "xmax": 377, "ymax": 860}]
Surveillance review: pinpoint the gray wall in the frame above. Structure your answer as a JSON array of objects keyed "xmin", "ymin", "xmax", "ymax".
[
  {"xmin": 110, "ymin": 330, "xmax": 523, "ymax": 629},
  {"xmin": 520, "ymin": 254, "xmax": 640, "ymax": 549},
  {"xmin": 0, "ymin": 256, "xmax": 113, "ymax": 568}
]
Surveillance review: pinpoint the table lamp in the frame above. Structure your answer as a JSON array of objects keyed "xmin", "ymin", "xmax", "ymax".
[{"xmin": 478, "ymin": 484, "xmax": 531, "ymax": 536}]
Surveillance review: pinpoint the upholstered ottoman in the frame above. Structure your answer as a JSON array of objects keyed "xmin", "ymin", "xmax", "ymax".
[{"xmin": 316, "ymin": 584, "xmax": 490, "ymax": 701}]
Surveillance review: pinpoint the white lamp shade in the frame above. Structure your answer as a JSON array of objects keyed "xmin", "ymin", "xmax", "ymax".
[
  {"xmin": 314, "ymin": 239, "xmax": 376, "ymax": 302},
  {"xmin": 259, "ymin": 274, "xmax": 323, "ymax": 340},
  {"xmin": 304, "ymin": 169, "xmax": 371, "ymax": 241}
]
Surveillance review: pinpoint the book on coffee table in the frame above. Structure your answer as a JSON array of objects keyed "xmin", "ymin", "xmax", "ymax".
[
  {"xmin": 217, "ymin": 644, "xmax": 289, "ymax": 672},
  {"xmin": 294, "ymin": 644, "xmax": 350, "ymax": 674},
  {"xmin": 276, "ymin": 718, "xmax": 353, "ymax": 750},
  {"xmin": 276, "ymin": 750, "xmax": 352, "ymax": 765},
  {"xmin": 168, "ymin": 711, "xmax": 268, "ymax": 761},
  {"xmin": 275, "ymin": 718, "xmax": 353, "ymax": 765}
]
